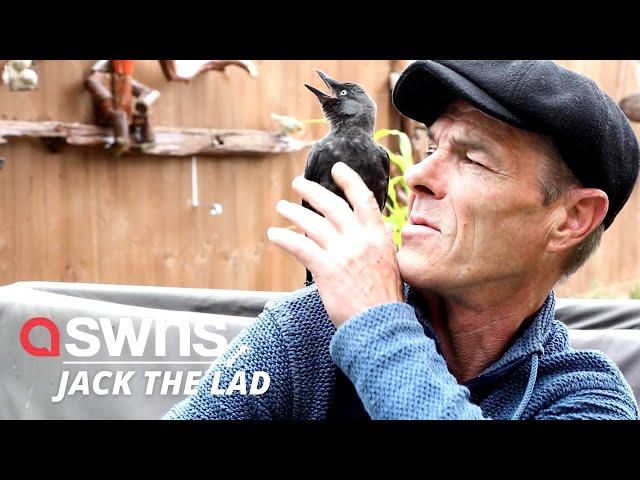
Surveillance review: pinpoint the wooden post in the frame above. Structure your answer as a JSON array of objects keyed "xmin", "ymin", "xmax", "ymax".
[{"xmin": 390, "ymin": 60, "xmax": 427, "ymax": 165}]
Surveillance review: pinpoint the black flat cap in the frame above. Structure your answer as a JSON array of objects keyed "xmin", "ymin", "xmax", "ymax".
[{"xmin": 392, "ymin": 60, "xmax": 640, "ymax": 230}]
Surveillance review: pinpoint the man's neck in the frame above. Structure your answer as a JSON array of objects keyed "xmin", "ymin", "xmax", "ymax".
[{"xmin": 417, "ymin": 279, "xmax": 553, "ymax": 384}]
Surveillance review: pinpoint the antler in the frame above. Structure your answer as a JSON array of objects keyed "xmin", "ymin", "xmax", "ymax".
[{"xmin": 159, "ymin": 60, "xmax": 258, "ymax": 82}]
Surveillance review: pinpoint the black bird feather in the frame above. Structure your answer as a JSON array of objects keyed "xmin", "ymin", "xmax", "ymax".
[{"xmin": 303, "ymin": 70, "xmax": 390, "ymax": 285}]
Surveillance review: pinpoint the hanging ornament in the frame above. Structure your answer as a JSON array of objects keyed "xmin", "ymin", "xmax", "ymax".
[{"xmin": 2, "ymin": 60, "xmax": 38, "ymax": 91}]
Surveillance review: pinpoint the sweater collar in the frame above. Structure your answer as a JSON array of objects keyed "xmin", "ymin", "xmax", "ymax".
[{"xmin": 404, "ymin": 284, "xmax": 555, "ymax": 383}]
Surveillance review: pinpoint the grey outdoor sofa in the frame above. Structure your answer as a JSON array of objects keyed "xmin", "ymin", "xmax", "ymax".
[{"xmin": 1, "ymin": 281, "xmax": 639, "ymax": 419}]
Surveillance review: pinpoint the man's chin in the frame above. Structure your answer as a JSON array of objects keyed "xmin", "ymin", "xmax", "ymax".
[{"xmin": 397, "ymin": 248, "xmax": 443, "ymax": 290}]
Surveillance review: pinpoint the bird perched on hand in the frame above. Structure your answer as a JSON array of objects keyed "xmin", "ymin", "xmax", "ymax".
[{"xmin": 303, "ymin": 70, "xmax": 390, "ymax": 285}]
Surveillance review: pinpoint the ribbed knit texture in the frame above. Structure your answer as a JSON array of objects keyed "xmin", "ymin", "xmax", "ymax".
[{"xmin": 164, "ymin": 285, "xmax": 639, "ymax": 420}]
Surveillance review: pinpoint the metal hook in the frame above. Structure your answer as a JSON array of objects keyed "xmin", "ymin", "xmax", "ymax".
[{"xmin": 191, "ymin": 156, "xmax": 199, "ymax": 207}]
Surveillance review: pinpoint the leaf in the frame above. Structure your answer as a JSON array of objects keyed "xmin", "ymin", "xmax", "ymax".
[
  {"xmin": 388, "ymin": 152, "xmax": 407, "ymax": 172},
  {"xmin": 374, "ymin": 129, "xmax": 392, "ymax": 142},
  {"xmin": 387, "ymin": 183, "xmax": 397, "ymax": 205},
  {"xmin": 400, "ymin": 176, "xmax": 409, "ymax": 192},
  {"xmin": 397, "ymin": 131, "xmax": 413, "ymax": 166}
]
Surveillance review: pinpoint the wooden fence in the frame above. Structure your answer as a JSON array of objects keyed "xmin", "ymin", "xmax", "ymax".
[{"xmin": 1, "ymin": 60, "xmax": 639, "ymax": 297}]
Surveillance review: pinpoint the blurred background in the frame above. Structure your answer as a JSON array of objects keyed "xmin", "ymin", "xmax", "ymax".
[{"xmin": 1, "ymin": 60, "xmax": 639, "ymax": 298}]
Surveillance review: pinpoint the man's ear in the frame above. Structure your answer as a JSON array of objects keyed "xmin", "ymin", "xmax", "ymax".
[{"xmin": 546, "ymin": 188, "xmax": 609, "ymax": 253}]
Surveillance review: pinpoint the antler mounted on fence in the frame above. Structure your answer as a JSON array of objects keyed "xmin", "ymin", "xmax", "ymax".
[{"xmin": 159, "ymin": 60, "xmax": 258, "ymax": 82}]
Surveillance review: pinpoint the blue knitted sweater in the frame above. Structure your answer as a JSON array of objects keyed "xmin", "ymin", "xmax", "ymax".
[{"xmin": 164, "ymin": 285, "xmax": 638, "ymax": 420}]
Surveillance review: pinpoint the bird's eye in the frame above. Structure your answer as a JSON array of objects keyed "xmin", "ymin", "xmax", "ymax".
[{"xmin": 340, "ymin": 89, "xmax": 348, "ymax": 96}]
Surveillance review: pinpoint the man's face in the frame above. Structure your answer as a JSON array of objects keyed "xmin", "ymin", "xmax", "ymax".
[{"xmin": 398, "ymin": 99, "xmax": 559, "ymax": 296}]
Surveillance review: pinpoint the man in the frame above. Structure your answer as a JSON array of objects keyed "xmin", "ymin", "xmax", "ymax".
[{"xmin": 165, "ymin": 60, "xmax": 639, "ymax": 419}]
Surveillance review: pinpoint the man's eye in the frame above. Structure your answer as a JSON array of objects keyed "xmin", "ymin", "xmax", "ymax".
[{"xmin": 464, "ymin": 155, "xmax": 489, "ymax": 170}]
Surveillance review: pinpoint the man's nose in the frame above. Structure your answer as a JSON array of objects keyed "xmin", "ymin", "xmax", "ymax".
[{"xmin": 405, "ymin": 152, "xmax": 447, "ymax": 200}]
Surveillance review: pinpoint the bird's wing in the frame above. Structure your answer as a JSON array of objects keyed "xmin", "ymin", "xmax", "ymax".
[
  {"xmin": 377, "ymin": 144, "xmax": 391, "ymax": 211},
  {"xmin": 303, "ymin": 142, "xmax": 321, "ymax": 181},
  {"xmin": 304, "ymin": 142, "xmax": 344, "ymax": 196},
  {"xmin": 302, "ymin": 142, "xmax": 333, "ymax": 213}
]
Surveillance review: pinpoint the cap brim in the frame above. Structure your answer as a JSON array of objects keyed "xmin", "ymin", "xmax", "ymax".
[{"xmin": 392, "ymin": 60, "xmax": 529, "ymax": 129}]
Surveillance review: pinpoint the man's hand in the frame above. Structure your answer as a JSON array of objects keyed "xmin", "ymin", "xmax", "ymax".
[{"xmin": 267, "ymin": 162, "xmax": 404, "ymax": 328}]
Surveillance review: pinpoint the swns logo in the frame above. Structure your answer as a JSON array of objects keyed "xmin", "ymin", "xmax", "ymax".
[{"xmin": 19, "ymin": 316, "xmax": 270, "ymax": 403}]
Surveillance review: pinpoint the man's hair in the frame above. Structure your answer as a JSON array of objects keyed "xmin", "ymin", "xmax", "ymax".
[{"xmin": 537, "ymin": 136, "xmax": 604, "ymax": 281}]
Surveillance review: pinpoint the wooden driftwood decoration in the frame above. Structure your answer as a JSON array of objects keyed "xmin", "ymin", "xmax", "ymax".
[{"xmin": 0, "ymin": 120, "xmax": 312, "ymax": 156}]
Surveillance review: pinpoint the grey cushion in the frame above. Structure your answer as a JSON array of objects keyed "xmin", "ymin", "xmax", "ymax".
[
  {"xmin": 556, "ymin": 298, "xmax": 640, "ymax": 404},
  {"xmin": 0, "ymin": 282, "xmax": 264, "ymax": 419},
  {"xmin": 1, "ymin": 282, "xmax": 639, "ymax": 419},
  {"xmin": 556, "ymin": 298, "xmax": 640, "ymax": 330}
]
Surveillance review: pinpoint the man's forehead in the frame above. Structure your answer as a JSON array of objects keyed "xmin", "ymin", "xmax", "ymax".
[
  {"xmin": 429, "ymin": 98, "xmax": 533, "ymax": 145},
  {"xmin": 446, "ymin": 98, "xmax": 479, "ymax": 114},
  {"xmin": 439, "ymin": 99, "xmax": 508, "ymax": 130}
]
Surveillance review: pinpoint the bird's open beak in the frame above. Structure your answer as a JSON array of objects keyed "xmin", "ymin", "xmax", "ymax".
[
  {"xmin": 304, "ymin": 70, "xmax": 341, "ymax": 103},
  {"xmin": 304, "ymin": 83, "xmax": 330, "ymax": 100}
]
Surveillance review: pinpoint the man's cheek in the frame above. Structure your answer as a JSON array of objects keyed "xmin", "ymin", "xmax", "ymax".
[{"xmin": 452, "ymin": 207, "xmax": 507, "ymax": 262}]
